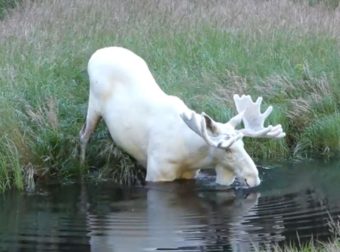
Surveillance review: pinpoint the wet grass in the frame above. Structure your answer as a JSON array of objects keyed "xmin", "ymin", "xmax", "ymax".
[
  {"xmin": 270, "ymin": 216, "xmax": 340, "ymax": 252},
  {"xmin": 0, "ymin": 0, "xmax": 339, "ymax": 191}
]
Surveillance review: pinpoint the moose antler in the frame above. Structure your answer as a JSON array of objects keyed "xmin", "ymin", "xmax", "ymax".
[
  {"xmin": 233, "ymin": 95, "xmax": 285, "ymax": 138},
  {"xmin": 181, "ymin": 111, "xmax": 243, "ymax": 149}
]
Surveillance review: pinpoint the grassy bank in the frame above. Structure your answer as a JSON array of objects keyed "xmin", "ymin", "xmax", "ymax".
[
  {"xmin": 272, "ymin": 217, "xmax": 340, "ymax": 252},
  {"xmin": 0, "ymin": 0, "xmax": 339, "ymax": 191}
]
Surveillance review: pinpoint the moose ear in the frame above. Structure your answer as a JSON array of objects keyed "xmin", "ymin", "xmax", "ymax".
[
  {"xmin": 181, "ymin": 111, "xmax": 242, "ymax": 149},
  {"xmin": 180, "ymin": 111, "xmax": 218, "ymax": 137},
  {"xmin": 201, "ymin": 112, "xmax": 218, "ymax": 134}
]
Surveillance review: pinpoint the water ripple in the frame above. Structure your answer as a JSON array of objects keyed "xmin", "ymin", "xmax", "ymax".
[{"xmin": 1, "ymin": 162, "xmax": 340, "ymax": 251}]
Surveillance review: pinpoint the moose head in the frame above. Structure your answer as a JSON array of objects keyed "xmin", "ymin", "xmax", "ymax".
[{"xmin": 181, "ymin": 94, "xmax": 285, "ymax": 187}]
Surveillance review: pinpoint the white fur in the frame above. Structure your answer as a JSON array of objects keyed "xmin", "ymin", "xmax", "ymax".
[{"xmin": 80, "ymin": 47, "xmax": 261, "ymax": 187}]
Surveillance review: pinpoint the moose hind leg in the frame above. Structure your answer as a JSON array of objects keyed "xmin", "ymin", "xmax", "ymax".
[{"xmin": 79, "ymin": 107, "xmax": 101, "ymax": 164}]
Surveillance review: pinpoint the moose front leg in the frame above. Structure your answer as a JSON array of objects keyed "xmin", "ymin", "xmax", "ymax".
[
  {"xmin": 145, "ymin": 157, "xmax": 179, "ymax": 182},
  {"xmin": 180, "ymin": 170, "xmax": 197, "ymax": 180},
  {"xmin": 215, "ymin": 166, "xmax": 236, "ymax": 186}
]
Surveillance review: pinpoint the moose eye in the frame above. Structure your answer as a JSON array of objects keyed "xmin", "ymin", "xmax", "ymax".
[{"xmin": 225, "ymin": 148, "xmax": 233, "ymax": 154}]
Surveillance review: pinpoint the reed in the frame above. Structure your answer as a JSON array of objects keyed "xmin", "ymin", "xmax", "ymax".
[{"xmin": 270, "ymin": 216, "xmax": 340, "ymax": 252}]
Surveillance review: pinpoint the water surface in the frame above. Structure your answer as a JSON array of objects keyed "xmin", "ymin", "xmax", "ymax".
[{"xmin": 0, "ymin": 160, "xmax": 339, "ymax": 251}]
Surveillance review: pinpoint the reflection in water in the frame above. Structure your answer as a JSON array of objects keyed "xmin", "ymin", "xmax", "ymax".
[
  {"xmin": 87, "ymin": 182, "xmax": 260, "ymax": 252},
  {"xmin": 0, "ymin": 160, "xmax": 339, "ymax": 251}
]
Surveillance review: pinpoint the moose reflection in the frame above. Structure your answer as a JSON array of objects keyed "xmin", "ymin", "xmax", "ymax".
[
  {"xmin": 85, "ymin": 172, "xmax": 340, "ymax": 252},
  {"xmin": 86, "ymin": 181, "xmax": 263, "ymax": 251}
]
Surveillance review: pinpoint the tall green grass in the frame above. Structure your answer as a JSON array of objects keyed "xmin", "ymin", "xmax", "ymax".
[
  {"xmin": 0, "ymin": 0, "xmax": 20, "ymax": 19},
  {"xmin": 271, "ymin": 216, "xmax": 340, "ymax": 252},
  {"xmin": 0, "ymin": 0, "xmax": 339, "ymax": 191}
]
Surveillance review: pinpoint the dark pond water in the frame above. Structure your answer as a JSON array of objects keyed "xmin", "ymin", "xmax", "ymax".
[{"xmin": 0, "ymin": 160, "xmax": 340, "ymax": 252}]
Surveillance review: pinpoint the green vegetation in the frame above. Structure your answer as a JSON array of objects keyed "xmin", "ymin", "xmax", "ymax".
[
  {"xmin": 271, "ymin": 217, "xmax": 340, "ymax": 252},
  {"xmin": 272, "ymin": 240, "xmax": 340, "ymax": 252},
  {"xmin": 0, "ymin": 0, "xmax": 339, "ymax": 191},
  {"xmin": 0, "ymin": 0, "xmax": 20, "ymax": 19}
]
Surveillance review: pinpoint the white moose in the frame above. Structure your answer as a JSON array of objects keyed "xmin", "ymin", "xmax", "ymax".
[{"xmin": 80, "ymin": 47, "xmax": 285, "ymax": 188}]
